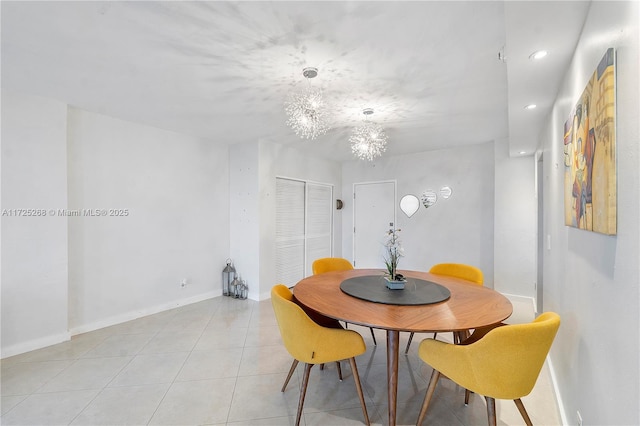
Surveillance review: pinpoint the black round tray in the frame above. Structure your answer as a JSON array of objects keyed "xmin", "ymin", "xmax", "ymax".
[{"xmin": 340, "ymin": 275, "xmax": 451, "ymax": 306}]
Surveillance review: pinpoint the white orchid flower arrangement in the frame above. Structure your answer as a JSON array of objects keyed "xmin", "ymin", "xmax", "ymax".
[{"xmin": 384, "ymin": 226, "xmax": 404, "ymax": 281}]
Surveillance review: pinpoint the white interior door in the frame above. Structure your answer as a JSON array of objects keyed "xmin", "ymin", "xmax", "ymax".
[{"xmin": 353, "ymin": 181, "xmax": 396, "ymax": 268}]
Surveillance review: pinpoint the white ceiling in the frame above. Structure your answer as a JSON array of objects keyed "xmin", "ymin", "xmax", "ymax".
[{"xmin": 1, "ymin": 1, "xmax": 590, "ymax": 162}]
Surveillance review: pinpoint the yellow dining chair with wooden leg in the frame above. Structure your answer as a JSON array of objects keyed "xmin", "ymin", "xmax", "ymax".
[
  {"xmin": 404, "ymin": 262, "xmax": 483, "ymax": 354},
  {"xmin": 415, "ymin": 312, "xmax": 561, "ymax": 426},
  {"xmin": 271, "ymin": 284, "xmax": 370, "ymax": 426},
  {"xmin": 312, "ymin": 257, "xmax": 377, "ymax": 345}
]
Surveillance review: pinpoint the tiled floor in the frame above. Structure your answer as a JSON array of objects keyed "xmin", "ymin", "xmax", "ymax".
[{"xmin": 1, "ymin": 295, "xmax": 561, "ymax": 425}]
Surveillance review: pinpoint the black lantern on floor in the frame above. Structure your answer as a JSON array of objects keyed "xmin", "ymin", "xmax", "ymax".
[{"xmin": 222, "ymin": 259, "xmax": 236, "ymax": 296}]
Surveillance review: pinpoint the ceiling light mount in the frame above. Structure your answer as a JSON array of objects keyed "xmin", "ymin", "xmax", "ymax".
[{"xmin": 302, "ymin": 67, "xmax": 318, "ymax": 79}]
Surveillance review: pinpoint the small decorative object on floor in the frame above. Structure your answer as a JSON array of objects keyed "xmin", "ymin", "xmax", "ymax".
[
  {"xmin": 384, "ymin": 224, "xmax": 406, "ymax": 289},
  {"xmin": 231, "ymin": 276, "xmax": 249, "ymax": 299},
  {"xmin": 222, "ymin": 258, "xmax": 236, "ymax": 296}
]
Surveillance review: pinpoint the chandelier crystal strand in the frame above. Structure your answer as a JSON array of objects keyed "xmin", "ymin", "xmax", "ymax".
[
  {"xmin": 285, "ymin": 87, "xmax": 330, "ymax": 139},
  {"xmin": 350, "ymin": 109, "xmax": 388, "ymax": 161},
  {"xmin": 284, "ymin": 67, "xmax": 330, "ymax": 140}
]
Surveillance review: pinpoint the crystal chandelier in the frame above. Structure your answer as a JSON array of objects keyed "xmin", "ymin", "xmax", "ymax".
[
  {"xmin": 350, "ymin": 108, "xmax": 388, "ymax": 161},
  {"xmin": 285, "ymin": 67, "xmax": 330, "ymax": 140}
]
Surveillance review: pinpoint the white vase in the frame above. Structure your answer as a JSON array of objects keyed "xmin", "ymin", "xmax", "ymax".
[{"xmin": 384, "ymin": 276, "xmax": 406, "ymax": 290}]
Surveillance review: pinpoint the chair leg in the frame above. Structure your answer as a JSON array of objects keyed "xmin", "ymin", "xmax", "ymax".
[
  {"xmin": 514, "ymin": 399, "xmax": 533, "ymax": 426},
  {"xmin": 454, "ymin": 330, "xmax": 471, "ymax": 344},
  {"xmin": 282, "ymin": 359, "xmax": 298, "ymax": 392},
  {"xmin": 464, "ymin": 389, "xmax": 471, "ymax": 405},
  {"xmin": 349, "ymin": 357, "xmax": 371, "ymax": 425},
  {"xmin": 336, "ymin": 361, "xmax": 343, "ymax": 381},
  {"xmin": 485, "ymin": 396, "xmax": 497, "ymax": 426},
  {"xmin": 404, "ymin": 332, "xmax": 414, "ymax": 354},
  {"xmin": 369, "ymin": 327, "xmax": 377, "ymax": 345},
  {"xmin": 417, "ymin": 369, "xmax": 441, "ymax": 425},
  {"xmin": 295, "ymin": 363, "xmax": 313, "ymax": 426}
]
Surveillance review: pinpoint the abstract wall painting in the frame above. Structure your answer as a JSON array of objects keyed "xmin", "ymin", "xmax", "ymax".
[{"xmin": 564, "ymin": 48, "xmax": 616, "ymax": 235}]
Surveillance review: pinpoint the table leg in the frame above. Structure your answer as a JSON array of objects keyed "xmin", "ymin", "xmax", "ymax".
[{"xmin": 387, "ymin": 329, "xmax": 399, "ymax": 426}]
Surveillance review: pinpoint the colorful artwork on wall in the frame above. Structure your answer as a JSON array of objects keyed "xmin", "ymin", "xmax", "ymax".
[{"xmin": 564, "ymin": 48, "xmax": 616, "ymax": 235}]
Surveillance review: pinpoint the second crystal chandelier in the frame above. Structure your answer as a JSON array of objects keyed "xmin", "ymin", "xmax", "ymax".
[
  {"xmin": 284, "ymin": 67, "xmax": 330, "ymax": 140},
  {"xmin": 350, "ymin": 108, "xmax": 388, "ymax": 161}
]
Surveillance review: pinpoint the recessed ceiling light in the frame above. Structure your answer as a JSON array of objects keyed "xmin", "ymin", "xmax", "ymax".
[
  {"xmin": 529, "ymin": 50, "xmax": 548, "ymax": 60},
  {"xmin": 519, "ymin": 151, "xmax": 527, "ymax": 155},
  {"xmin": 524, "ymin": 104, "xmax": 537, "ymax": 110}
]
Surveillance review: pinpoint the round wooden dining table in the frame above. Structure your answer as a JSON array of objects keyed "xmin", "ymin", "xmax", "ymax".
[{"xmin": 293, "ymin": 268, "xmax": 513, "ymax": 426}]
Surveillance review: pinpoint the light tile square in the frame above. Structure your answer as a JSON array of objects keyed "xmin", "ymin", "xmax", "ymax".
[
  {"xmin": 0, "ymin": 360, "xmax": 73, "ymax": 395},
  {"xmin": 1, "ymin": 395, "xmax": 27, "ymax": 415},
  {"xmin": 81, "ymin": 333, "xmax": 155, "ymax": 358},
  {"xmin": 238, "ymin": 345, "xmax": 295, "ymax": 376},
  {"xmin": 70, "ymin": 384, "xmax": 168, "ymax": 425},
  {"xmin": 109, "ymin": 352, "xmax": 188, "ymax": 387},
  {"xmin": 0, "ymin": 389, "xmax": 99, "ymax": 426},
  {"xmin": 139, "ymin": 330, "xmax": 202, "ymax": 354},
  {"xmin": 148, "ymin": 377, "xmax": 236, "ymax": 425},
  {"xmin": 177, "ymin": 347, "xmax": 243, "ymax": 381},
  {"xmin": 37, "ymin": 356, "xmax": 132, "ymax": 393},
  {"xmin": 227, "ymin": 373, "xmax": 301, "ymax": 422}
]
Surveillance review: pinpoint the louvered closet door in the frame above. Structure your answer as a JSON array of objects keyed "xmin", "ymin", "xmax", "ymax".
[
  {"xmin": 276, "ymin": 178, "xmax": 333, "ymax": 287},
  {"xmin": 305, "ymin": 183, "xmax": 333, "ymax": 276}
]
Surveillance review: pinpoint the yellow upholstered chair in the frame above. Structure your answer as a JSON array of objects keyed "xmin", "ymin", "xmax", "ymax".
[
  {"xmin": 312, "ymin": 257, "xmax": 377, "ymax": 345},
  {"xmin": 429, "ymin": 262, "xmax": 484, "ymax": 284},
  {"xmin": 271, "ymin": 285, "xmax": 370, "ymax": 426},
  {"xmin": 404, "ymin": 262, "xmax": 483, "ymax": 353},
  {"xmin": 311, "ymin": 257, "xmax": 354, "ymax": 275},
  {"xmin": 416, "ymin": 312, "xmax": 561, "ymax": 426}
]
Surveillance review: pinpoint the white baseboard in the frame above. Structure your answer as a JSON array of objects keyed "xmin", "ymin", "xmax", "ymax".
[
  {"xmin": 69, "ymin": 291, "xmax": 219, "ymax": 336},
  {"xmin": 501, "ymin": 292, "xmax": 535, "ymax": 304},
  {"xmin": 501, "ymin": 293, "xmax": 537, "ymax": 311},
  {"xmin": 1, "ymin": 331, "xmax": 71, "ymax": 359},
  {"xmin": 547, "ymin": 354, "xmax": 569, "ymax": 425}
]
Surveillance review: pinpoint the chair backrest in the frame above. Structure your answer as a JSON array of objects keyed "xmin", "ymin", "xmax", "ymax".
[
  {"xmin": 429, "ymin": 263, "xmax": 483, "ymax": 285},
  {"xmin": 312, "ymin": 257, "xmax": 354, "ymax": 275},
  {"xmin": 464, "ymin": 312, "xmax": 561, "ymax": 399},
  {"xmin": 270, "ymin": 284, "xmax": 365, "ymax": 364}
]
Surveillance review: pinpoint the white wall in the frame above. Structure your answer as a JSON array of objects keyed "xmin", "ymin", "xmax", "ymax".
[
  {"xmin": 494, "ymin": 138, "xmax": 537, "ymax": 298},
  {"xmin": 229, "ymin": 140, "xmax": 260, "ymax": 300},
  {"xmin": 230, "ymin": 139, "xmax": 342, "ymax": 300},
  {"xmin": 1, "ymin": 92, "xmax": 70, "ymax": 357},
  {"xmin": 67, "ymin": 108, "xmax": 228, "ymax": 333},
  {"xmin": 541, "ymin": 2, "xmax": 639, "ymax": 424},
  {"xmin": 342, "ymin": 142, "xmax": 495, "ymax": 285}
]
